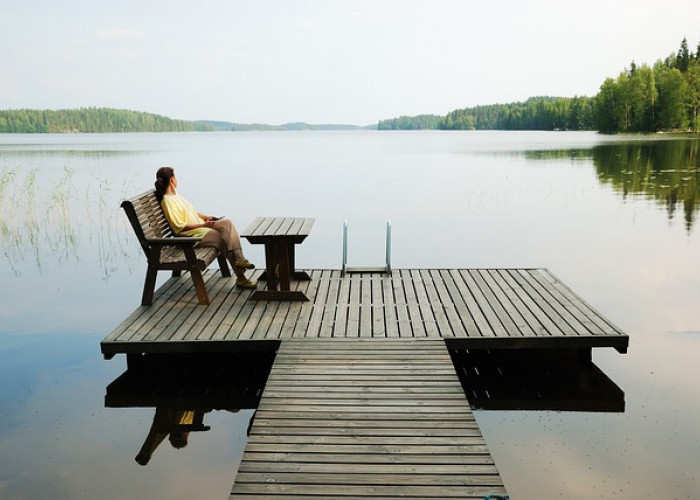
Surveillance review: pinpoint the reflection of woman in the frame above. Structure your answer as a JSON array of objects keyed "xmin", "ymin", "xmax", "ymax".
[
  {"xmin": 135, "ymin": 409, "xmax": 196, "ymax": 466},
  {"xmin": 154, "ymin": 167, "xmax": 256, "ymax": 289}
]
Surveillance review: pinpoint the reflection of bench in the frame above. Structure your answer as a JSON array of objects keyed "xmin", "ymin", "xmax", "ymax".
[
  {"xmin": 121, "ymin": 190, "xmax": 231, "ymax": 306},
  {"xmin": 242, "ymin": 217, "xmax": 314, "ymax": 301}
]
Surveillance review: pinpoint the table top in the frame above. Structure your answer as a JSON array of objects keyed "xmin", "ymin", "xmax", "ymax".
[{"xmin": 241, "ymin": 217, "xmax": 315, "ymax": 243}]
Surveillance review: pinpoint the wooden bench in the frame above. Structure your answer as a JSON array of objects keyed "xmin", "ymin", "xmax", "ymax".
[
  {"xmin": 241, "ymin": 217, "xmax": 314, "ymax": 301},
  {"xmin": 121, "ymin": 190, "xmax": 231, "ymax": 306}
]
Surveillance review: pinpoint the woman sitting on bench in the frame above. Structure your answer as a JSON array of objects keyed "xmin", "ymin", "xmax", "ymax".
[{"xmin": 154, "ymin": 166, "xmax": 256, "ymax": 289}]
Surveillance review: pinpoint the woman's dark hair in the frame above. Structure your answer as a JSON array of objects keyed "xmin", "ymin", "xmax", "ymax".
[
  {"xmin": 169, "ymin": 432, "xmax": 189, "ymax": 449},
  {"xmin": 154, "ymin": 166, "xmax": 174, "ymax": 201}
]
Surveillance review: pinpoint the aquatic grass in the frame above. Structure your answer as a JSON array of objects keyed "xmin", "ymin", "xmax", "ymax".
[
  {"xmin": 78, "ymin": 171, "xmax": 143, "ymax": 279},
  {"xmin": 21, "ymin": 168, "xmax": 42, "ymax": 270},
  {"xmin": 0, "ymin": 161, "xmax": 150, "ymax": 278},
  {"xmin": 93, "ymin": 174, "xmax": 119, "ymax": 279},
  {"xmin": 114, "ymin": 173, "xmax": 144, "ymax": 274},
  {"xmin": 0, "ymin": 168, "xmax": 17, "ymax": 232},
  {"xmin": 44, "ymin": 165, "xmax": 78, "ymax": 263},
  {"xmin": 0, "ymin": 167, "xmax": 27, "ymax": 275},
  {"xmin": 0, "ymin": 162, "xmax": 142, "ymax": 277}
]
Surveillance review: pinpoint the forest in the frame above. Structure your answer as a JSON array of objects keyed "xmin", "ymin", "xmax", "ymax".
[
  {"xmin": 440, "ymin": 96, "xmax": 595, "ymax": 131},
  {"xmin": 0, "ymin": 108, "xmax": 212, "ymax": 133},
  {"xmin": 596, "ymin": 38, "xmax": 700, "ymax": 133},
  {"xmin": 380, "ymin": 37, "xmax": 700, "ymax": 133},
  {"xmin": 379, "ymin": 96, "xmax": 596, "ymax": 131},
  {"xmin": 377, "ymin": 114, "xmax": 443, "ymax": 130}
]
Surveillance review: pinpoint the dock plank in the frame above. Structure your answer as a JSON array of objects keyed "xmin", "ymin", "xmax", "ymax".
[
  {"xmin": 319, "ymin": 271, "xmax": 341, "ymax": 338},
  {"xmin": 392, "ymin": 270, "xmax": 413, "ymax": 337},
  {"xmin": 411, "ymin": 269, "xmax": 439, "ymax": 337},
  {"xmin": 359, "ymin": 274, "xmax": 373, "ymax": 337},
  {"xmin": 346, "ymin": 274, "xmax": 361, "ymax": 338},
  {"xmin": 371, "ymin": 275, "xmax": 386, "ymax": 337}
]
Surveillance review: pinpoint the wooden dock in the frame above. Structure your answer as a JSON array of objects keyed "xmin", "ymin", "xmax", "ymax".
[
  {"xmin": 102, "ymin": 267, "xmax": 628, "ymax": 497},
  {"xmin": 102, "ymin": 268, "xmax": 628, "ymax": 358},
  {"xmin": 232, "ymin": 338, "xmax": 507, "ymax": 499}
]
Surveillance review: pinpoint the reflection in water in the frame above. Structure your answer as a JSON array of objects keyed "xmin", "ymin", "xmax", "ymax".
[
  {"xmin": 592, "ymin": 140, "xmax": 700, "ymax": 231},
  {"xmin": 105, "ymin": 352, "xmax": 275, "ymax": 466},
  {"xmin": 135, "ymin": 408, "xmax": 209, "ymax": 466},
  {"xmin": 450, "ymin": 348, "xmax": 625, "ymax": 413},
  {"xmin": 107, "ymin": 348, "xmax": 624, "ymax": 475},
  {"xmin": 523, "ymin": 139, "xmax": 700, "ymax": 231}
]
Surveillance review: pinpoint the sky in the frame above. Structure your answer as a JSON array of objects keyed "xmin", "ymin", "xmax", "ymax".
[{"xmin": 2, "ymin": 0, "xmax": 700, "ymax": 125}]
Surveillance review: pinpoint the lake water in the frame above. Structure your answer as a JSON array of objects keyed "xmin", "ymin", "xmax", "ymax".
[{"xmin": 1, "ymin": 131, "xmax": 699, "ymax": 499}]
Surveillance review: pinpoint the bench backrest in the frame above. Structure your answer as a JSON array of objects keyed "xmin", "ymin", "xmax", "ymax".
[{"xmin": 121, "ymin": 190, "xmax": 176, "ymax": 256}]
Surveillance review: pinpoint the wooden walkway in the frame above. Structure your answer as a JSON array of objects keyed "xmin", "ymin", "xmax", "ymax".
[
  {"xmin": 231, "ymin": 338, "xmax": 507, "ymax": 499},
  {"xmin": 102, "ymin": 268, "xmax": 628, "ymax": 358}
]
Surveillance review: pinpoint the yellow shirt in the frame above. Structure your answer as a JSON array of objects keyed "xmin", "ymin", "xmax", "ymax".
[{"xmin": 161, "ymin": 194, "xmax": 210, "ymax": 238}]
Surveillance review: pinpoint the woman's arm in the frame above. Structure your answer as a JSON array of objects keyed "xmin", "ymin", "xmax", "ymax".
[
  {"xmin": 182, "ymin": 212, "xmax": 215, "ymax": 231},
  {"xmin": 182, "ymin": 220, "xmax": 214, "ymax": 231}
]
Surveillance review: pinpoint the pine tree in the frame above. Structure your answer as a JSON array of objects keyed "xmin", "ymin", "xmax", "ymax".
[{"xmin": 677, "ymin": 38, "xmax": 690, "ymax": 72}]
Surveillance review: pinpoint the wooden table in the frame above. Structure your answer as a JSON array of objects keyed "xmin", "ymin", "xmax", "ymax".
[{"xmin": 241, "ymin": 217, "xmax": 315, "ymax": 301}]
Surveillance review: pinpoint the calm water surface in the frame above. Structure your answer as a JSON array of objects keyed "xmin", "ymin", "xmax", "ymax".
[{"xmin": 1, "ymin": 131, "xmax": 698, "ymax": 499}]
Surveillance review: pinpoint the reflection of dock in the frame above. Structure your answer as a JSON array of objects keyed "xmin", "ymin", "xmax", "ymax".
[
  {"xmin": 451, "ymin": 348, "xmax": 625, "ymax": 412},
  {"xmin": 101, "ymin": 268, "xmax": 628, "ymax": 359},
  {"xmin": 105, "ymin": 352, "xmax": 274, "ymax": 410},
  {"xmin": 102, "ymin": 267, "xmax": 628, "ymax": 498}
]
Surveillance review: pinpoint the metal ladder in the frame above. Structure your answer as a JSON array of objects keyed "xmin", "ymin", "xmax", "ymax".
[{"xmin": 341, "ymin": 220, "xmax": 392, "ymax": 276}]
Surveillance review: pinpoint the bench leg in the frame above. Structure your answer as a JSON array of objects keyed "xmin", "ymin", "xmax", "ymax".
[
  {"xmin": 184, "ymin": 246, "xmax": 210, "ymax": 305},
  {"xmin": 141, "ymin": 264, "xmax": 158, "ymax": 305},
  {"xmin": 190, "ymin": 269, "xmax": 210, "ymax": 305},
  {"xmin": 217, "ymin": 254, "xmax": 232, "ymax": 278}
]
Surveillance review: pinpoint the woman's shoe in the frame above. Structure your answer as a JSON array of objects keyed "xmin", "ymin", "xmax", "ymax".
[
  {"xmin": 234, "ymin": 258, "xmax": 255, "ymax": 269},
  {"xmin": 236, "ymin": 278, "xmax": 257, "ymax": 289}
]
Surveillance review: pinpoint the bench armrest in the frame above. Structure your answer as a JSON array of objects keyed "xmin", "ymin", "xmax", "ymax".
[{"xmin": 145, "ymin": 237, "xmax": 202, "ymax": 246}]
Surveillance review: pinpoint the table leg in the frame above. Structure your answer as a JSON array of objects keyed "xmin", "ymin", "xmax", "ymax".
[
  {"xmin": 264, "ymin": 242, "xmax": 279, "ymax": 291},
  {"xmin": 287, "ymin": 244, "xmax": 311, "ymax": 281},
  {"xmin": 278, "ymin": 241, "xmax": 291, "ymax": 291},
  {"xmin": 248, "ymin": 239, "xmax": 309, "ymax": 301}
]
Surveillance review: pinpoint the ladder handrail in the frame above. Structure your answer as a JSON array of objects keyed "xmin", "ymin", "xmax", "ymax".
[
  {"xmin": 385, "ymin": 220, "xmax": 392, "ymax": 273},
  {"xmin": 342, "ymin": 220, "xmax": 391, "ymax": 275},
  {"xmin": 342, "ymin": 220, "xmax": 348, "ymax": 276}
]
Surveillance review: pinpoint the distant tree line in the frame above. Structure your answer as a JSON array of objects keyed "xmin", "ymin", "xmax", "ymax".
[
  {"xmin": 439, "ymin": 96, "xmax": 595, "ymax": 131},
  {"xmin": 0, "ymin": 108, "xmax": 213, "ymax": 133},
  {"xmin": 380, "ymin": 37, "xmax": 700, "ymax": 133},
  {"xmin": 195, "ymin": 120, "xmax": 372, "ymax": 131},
  {"xmin": 377, "ymin": 114, "xmax": 443, "ymax": 130},
  {"xmin": 378, "ymin": 96, "xmax": 595, "ymax": 131}
]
